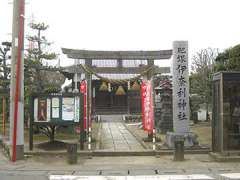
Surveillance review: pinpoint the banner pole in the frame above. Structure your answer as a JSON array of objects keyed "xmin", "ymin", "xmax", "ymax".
[{"xmin": 153, "ymin": 128, "xmax": 156, "ymax": 151}]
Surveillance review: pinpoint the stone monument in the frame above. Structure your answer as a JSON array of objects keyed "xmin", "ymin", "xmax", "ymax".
[{"xmin": 166, "ymin": 41, "xmax": 198, "ymax": 148}]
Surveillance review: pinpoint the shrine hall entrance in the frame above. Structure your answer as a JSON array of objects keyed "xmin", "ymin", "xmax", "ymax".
[
  {"xmin": 92, "ymin": 79, "xmax": 147, "ymax": 151},
  {"xmin": 94, "ymin": 80, "xmax": 128, "ymax": 114}
]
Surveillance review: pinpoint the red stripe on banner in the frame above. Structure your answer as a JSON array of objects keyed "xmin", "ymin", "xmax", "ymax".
[
  {"xmin": 80, "ymin": 81, "xmax": 87, "ymax": 130},
  {"xmin": 141, "ymin": 80, "xmax": 154, "ymax": 133},
  {"xmin": 141, "ymin": 81, "xmax": 146, "ymax": 131}
]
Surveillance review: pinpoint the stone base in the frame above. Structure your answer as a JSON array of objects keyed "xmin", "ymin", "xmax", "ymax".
[
  {"xmin": 0, "ymin": 134, "xmax": 2, "ymax": 145},
  {"xmin": 209, "ymin": 152, "xmax": 240, "ymax": 162},
  {"xmin": 1, "ymin": 141, "xmax": 24, "ymax": 160},
  {"xmin": 165, "ymin": 132, "xmax": 198, "ymax": 148},
  {"xmin": 15, "ymin": 145, "xmax": 24, "ymax": 160},
  {"xmin": 6, "ymin": 142, "xmax": 24, "ymax": 160}
]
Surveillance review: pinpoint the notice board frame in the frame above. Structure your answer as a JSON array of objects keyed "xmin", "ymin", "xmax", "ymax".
[{"xmin": 29, "ymin": 92, "xmax": 84, "ymax": 150}]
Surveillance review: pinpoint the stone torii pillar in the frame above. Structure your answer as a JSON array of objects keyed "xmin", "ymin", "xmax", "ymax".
[{"xmin": 166, "ymin": 41, "xmax": 198, "ymax": 148}]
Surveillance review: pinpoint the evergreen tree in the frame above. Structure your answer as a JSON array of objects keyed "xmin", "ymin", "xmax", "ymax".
[
  {"xmin": 215, "ymin": 44, "xmax": 240, "ymax": 71},
  {"xmin": 24, "ymin": 22, "xmax": 65, "ymax": 141},
  {"xmin": 25, "ymin": 22, "xmax": 64, "ymax": 94},
  {"xmin": 0, "ymin": 41, "xmax": 11, "ymax": 90}
]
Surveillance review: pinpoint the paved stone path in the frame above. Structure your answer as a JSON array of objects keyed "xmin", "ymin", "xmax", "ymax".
[
  {"xmin": 100, "ymin": 115, "xmax": 144, "ymax": 151},
  {"xmin": 2, "ymin": 152, "xmax": 240, "ymax": 179}
]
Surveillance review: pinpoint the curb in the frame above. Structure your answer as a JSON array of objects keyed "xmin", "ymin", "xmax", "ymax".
[
  {"xmin": 209, "ymin": 152, "xmax": 240, "ymax": 162},
  {"xmin": 24, "ymin": 149, "xmax": 210, "ymax": 157}
]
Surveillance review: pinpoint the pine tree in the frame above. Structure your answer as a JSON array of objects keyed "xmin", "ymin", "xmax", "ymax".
[
  {"xmin": 0, "ymin": 41, "xmax": 12, "ymax": 90},
  {"xmin": 25, "ymin": 22, "xmax": 64, "ymax": 94},
  {"xmin": 24, "ymin": 22, "xmax": 65, "ymax": 141}
]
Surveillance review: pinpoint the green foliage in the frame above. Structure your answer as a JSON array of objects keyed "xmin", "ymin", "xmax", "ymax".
[
  {"xmin": 24, "ymin": 22, "xmax": 65, "ymax": 141},
  {"xmin": 0, "ymin": 42, "xmax": 11, "ymax": 90},
  {"xmin": 189, "ymin": 95, "xmax": 204, "ymax": 112},
  {"xmin": 214, "ymin": 63, "xmax": 227, "ymax": 71},
  {"xmin": 25, "ymin": 22, "xmax": 61, "ymax": 94},
  {"xmin": 226, "ymin": 45, "xmax": 240, "ymax": 70},
  {"xmin": 215, "ymin": 44, "xmax": 240, "ymax": 71}
]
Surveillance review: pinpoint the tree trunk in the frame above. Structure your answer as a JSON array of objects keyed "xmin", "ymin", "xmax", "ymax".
[
  {"xmin": 50, "ymin": 125, "xmax": 55, "ymax": 142},
  {"xmin": 205, "ymin": 102, "xmax": 209, "ymax": 122},
  {"xmin": 36, "ymin": 68, "xmax": 44, "ymax": 92}
]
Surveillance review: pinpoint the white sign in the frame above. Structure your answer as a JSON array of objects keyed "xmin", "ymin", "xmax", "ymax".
[
  {"xmin": 52, "ymin": 97, "xmax": 60, "ymax": 107},
  {"xmin": 51, "ymin": 97, "xmax": 60, "ymax": 118},
  {"xmin": 62, "ymin": 97, "xmax": 75, "ymax": 121},
  {"xmin": 34, "ymin": 98, "xmax": 38, "ymax": 122},
  {"xmin": 172, "ymin": 41, "xmax": 190, "ymax": 133},
  {"xmin": 52, "ymin": 108, "xmax": 60, "ymax": 119},
  {"xmin": 74, "ymin": 96, "xmax": 80, "ymax": 122},
  {"xmin": 47, "ymin": 98, "xmax": 51, "ymax": 121}
]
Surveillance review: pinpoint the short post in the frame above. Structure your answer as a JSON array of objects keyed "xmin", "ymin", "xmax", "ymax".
[
  {"xmin": 152, "ymin": 128, "xmax": 156, "ymax": 151},
  {"xmin": 174, "ymin": 135, "xmax": 184, "ymax": 161},
  {"xmin": 67, "ymin": 143, "xmax": 78, "ymax": 164},
  {"xmin": 88, "ymin": 127, "xmax": 91, "ymax": 150}
]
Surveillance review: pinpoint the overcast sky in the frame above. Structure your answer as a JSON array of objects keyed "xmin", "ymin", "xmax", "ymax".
[{"xmin": 1, "ymin": 0, "xmax": 240, "ymax": 67}]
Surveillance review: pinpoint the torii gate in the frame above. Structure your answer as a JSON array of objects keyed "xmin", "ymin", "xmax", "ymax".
[
  {"xmin": 62, "ymin": 49, "xmax": 171, "ymax": 127},
  {"xmin": 61, "ymin": 48, "xmax": 173, "ymax": 150}
]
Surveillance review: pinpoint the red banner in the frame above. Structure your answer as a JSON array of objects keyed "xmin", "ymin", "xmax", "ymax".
[
  {"xmin": 141, "ymin": 80, "xmax": 154, "ymax": 133},
  {"xmin": 80, "ymin": 80, "xmax": 87, "ymax": 129},
  {"xmin": 141, "ymin": 81, "xmax": 146, "ymax": 130}
]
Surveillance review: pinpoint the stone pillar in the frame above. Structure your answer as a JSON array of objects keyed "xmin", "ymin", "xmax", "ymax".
[
  {"xmin": 172, "ymin": 41, "xmax": 190, "ymax": 133},
  {"xmin": 166, "ymin": 41, "xmax": 198, "ymax": 148}
]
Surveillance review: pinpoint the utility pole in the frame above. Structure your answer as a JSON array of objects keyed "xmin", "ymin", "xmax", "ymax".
[{"xmin": 9, "ymin": 0, "xmax": 25, "ymax": 161}]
